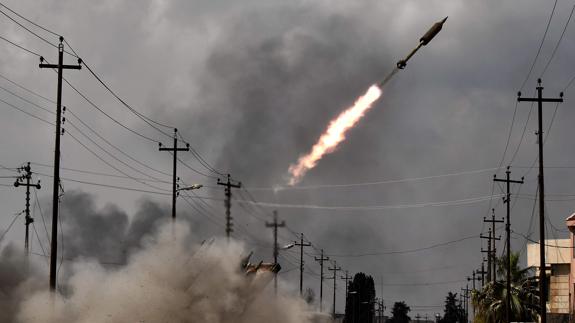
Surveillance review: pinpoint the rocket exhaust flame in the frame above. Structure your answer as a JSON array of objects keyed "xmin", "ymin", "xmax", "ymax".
[{"xmin": 287, "ymin": 69, "xmax": 398, "ymax": 185}]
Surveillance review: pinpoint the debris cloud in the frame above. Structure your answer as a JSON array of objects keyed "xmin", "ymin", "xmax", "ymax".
[{"xmin": 14, "ymin": 222, "xmax": 313, "ymax": 323}]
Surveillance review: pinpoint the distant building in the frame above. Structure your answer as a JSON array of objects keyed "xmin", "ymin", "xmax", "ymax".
[{"xmin": 525, "ymin": 213, "xmax": 575, "ymax": 323}]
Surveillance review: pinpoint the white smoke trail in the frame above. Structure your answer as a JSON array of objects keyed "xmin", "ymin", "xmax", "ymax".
[{"xmin": 17, "ymin": 223, "xmax": 317, "ymax": 323}]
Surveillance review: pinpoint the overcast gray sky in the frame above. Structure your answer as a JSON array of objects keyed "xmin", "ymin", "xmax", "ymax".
[{"xmin": 1, "ymin": 0, "xmax": 575, "ymax": 317}]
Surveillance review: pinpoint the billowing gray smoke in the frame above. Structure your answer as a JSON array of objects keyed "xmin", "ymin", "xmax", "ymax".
[
  {"xmin": 1, "ymin": 190, "xmax": 316, "ymax": 323},
  {"xmin": 17, "ymin": 224, "xmax": 313, "ymax": 323}
]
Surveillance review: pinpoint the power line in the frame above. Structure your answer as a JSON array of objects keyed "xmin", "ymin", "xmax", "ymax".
[
  {"xmin": 66, "ymin": 109, "xmax": 171, "ymax": 179},
  {"xmin": 0, "ymin": 211, "xmax": 23, "ymax": 242},
  {"xmin": 233, "ymin": 194, "xmax": 505, "ymax": 211},
  {"xmin": 0, "ymin": 33, "xmax": 41, "ymax": 56},
  {"xmin": 0, "ymin": 96, "xmax": 54, "ymax": 125},
  {"xmin": 519, "ymin": 0, "xmax": 559, "ymax": 90},
  {"xmin": 31, "ymin": 162, "xmax": 170, "ymax": 183},
  {"xmin": 248, "ymin": 167, "xmax": 500, "ymax": 191},
  {"xmin": 0, "ymin": 2, "xmax": 60, "ymax": 37},
  {"xmin": 0, "ymin": 71, "xmax": 55, "ymax": 104},
  {"xmin": 0, "ymin": 8, "xmax": 60, "ymax": 50},
  {"xmin": 65, "ymin": 124, "xmax": 171, "ymax": 192},
  {"xmin": 326, "ymin": 234, "xmax": 478, "ymax": 258},
  {"xmin": 540, "ymin": 3, "xmax": 575, "ymax": 77}
]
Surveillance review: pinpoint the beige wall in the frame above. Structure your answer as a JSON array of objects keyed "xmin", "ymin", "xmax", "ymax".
[
  {"xmin": 526, "ymin": 240, "xmax": 571, "ymax": 315},
  {"xmin": 527, "ymin": 239, "xmax": 571, "ymax": 267}
]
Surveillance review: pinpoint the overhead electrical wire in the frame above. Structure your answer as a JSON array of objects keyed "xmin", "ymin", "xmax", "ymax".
[
  {"xmin": 539, "ymin": 3, "xmax": 575, "ymax": 77},
  {"xmin": 0, "ymin": 33, "xmax": 41, "ymax": 56},
  {"xmin": 65, "ymin": 122, "xmax": 171, "ymax": 192},
  {"xmin": 31, "ymin": 162, "xmax": 170, "ymax": 184},
  {"xmin": 247, "ymin": 167, "xmax": 500, "ymax": 191},
  {"xmin": 233, "ymin": 194, "xmax": 505, "ymax": 211},
  {"xmin": 0, "ymin": 6, "xmax": 224, "ymax": 181},
  {"xmin": 326, "ymin": 234, "xmax": 478, "ymax": 258},
  {"xmin": 519, "ymin": 0, "xmax": 559, "ymax": 90}
]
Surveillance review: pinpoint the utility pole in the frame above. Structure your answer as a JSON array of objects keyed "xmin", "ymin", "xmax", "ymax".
[
  {"xmin": 266, "ymin": 210, "xmax": 285, "ymax": 295},
  {"xmin": 159, "ymin": 128, "xmax": 190, "ymax": 221},
  {"xmin": 483, "ymin": 208, "xmax": 503, "ymax": 282},
  {"xmin": 327, "ymin": 261, "xmax": 342, "ymax": 318},
  {"xmin": 494, "ymin": 166, "xmax": 523, "ymax": 323},
  {"xmin": 477, "ymin": 265, "xmax": 487, "ymax": 288},
  {"xmin": 39, "ymin": 36, "xmax": 81, "ymax": 292},
  {"xmin": 467, "ymin": 272, "xmax": 480, "ymax": 291},
  {"xmin": 467, "ymin": 273, "xmax": 480, "ymax": 319},
  {"xmin": 481, "ymin": 227, "xmax": 500, "ymax": 283},
  {"xmin": 341, "ymin": 270, "xmax": 351, "ymax": 298},
  {"xmin": 14, "ymin": 162, "xmax": 41, "ymax": 255},
  {"xmin": 294, "ymin": 233, "xmax": 311, "ymax": 296},
  {"xmin": 315, "ymin": 249, "xmax": 329, "ymax": 311},
  {"xmin": 518, "ymin": 79, "xmax": 563, "ymax": 323},
  {"xmin": 461, "ymin": 285, "xmax": 470, "ymax": 323},
  {"xmin": 217, "ymin": 174, "xmax": 241, "ymax": 240}
]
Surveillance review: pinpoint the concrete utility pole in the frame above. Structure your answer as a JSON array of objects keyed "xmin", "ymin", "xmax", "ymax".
[
  {"xmin": 483, "ymin": 208, "xmax": 503, "ymax": 282},
  {"xmin": 217, "ymin": 174, "xmax": 241, "ymax": 240},
  {"xmin": 39, "ymin": 37, "xmax": 81, "ymax": 292},
  {"xmin": 315, "ymin": 249, "xmax": 329, "ymax": 311},
  {"xmin": 159, "ymin": 128, "xmax": 190, "ymax": 221},
  {"xmin": 518, "ymin": 79, "xmax": 564, "ymax": 323},
  {"xmin": 266, "ymin": 210, "xmax": 285, "ymax": 295},
  {"xmin": 14, "ymin": 162, "xmax": 41, "ymax": 255},
  {"xmin": 494, "ymin": 166, "xmax": 523, "ymax": 323},
  {"xmin": 327, "ymin": 262, "xmax": 342, "ymax": 318},
  {"xmin": 294, "ymin": 233, "xmax": 311, "ymax": 296}
]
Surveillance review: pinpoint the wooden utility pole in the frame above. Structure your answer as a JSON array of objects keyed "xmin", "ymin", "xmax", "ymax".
[
  {"xmin": 327, "ymin": 261, "xmax": 342, "ymax": 318},
  {"xmin": 265, "ymin": 210, "xmax": 285, "ymax": 295},
  {"xmin": 494, "ymin": 167, "xmax": 523, "ymax": 323},
  {"xmin": 39, "ymin": 37, "xmax": 81, "ymax": 292},
  {"xmin": 159, "ymin": 128, "xmax": 190, "ymax": 221},
  {"xmin": 294, "ymin": 233, "xmax": 311, "ymax": 296},
  {"xmin": 483, "ymin": 208, "xmax": 503, "ymax": 282},
  {"xmin": 217, "ymin": 174, "xmax": 241, "ymax": 240},
  {"xmin": 315, "ymin": 249, "xmax": 329, "ymax": 312},
  {"xmin": 518, "ymin": 79, "xmax": 563, "ymax": 323},
  {"xmin": 14, "ymin": 162, "xmax": 41, "ymax": 255}
]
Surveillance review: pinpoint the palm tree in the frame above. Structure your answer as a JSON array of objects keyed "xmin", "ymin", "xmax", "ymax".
[{"xmin": 471, "ymin": 252, "xmax": 540, "ymax": 323}]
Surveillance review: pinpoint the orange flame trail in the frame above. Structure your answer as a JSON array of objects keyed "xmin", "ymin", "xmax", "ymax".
[{"xmin": 288, "ymin": 84, "xmax": 383, "ymax": 185}]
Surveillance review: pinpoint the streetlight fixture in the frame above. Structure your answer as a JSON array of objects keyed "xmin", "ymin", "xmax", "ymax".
[
  {"xmin": 176, "ymin": 184, "xmax": 203, "ymax": 192},
  {"xmin": 282, "ymin": 243, "xmax": 295, "ymax": 250}
]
